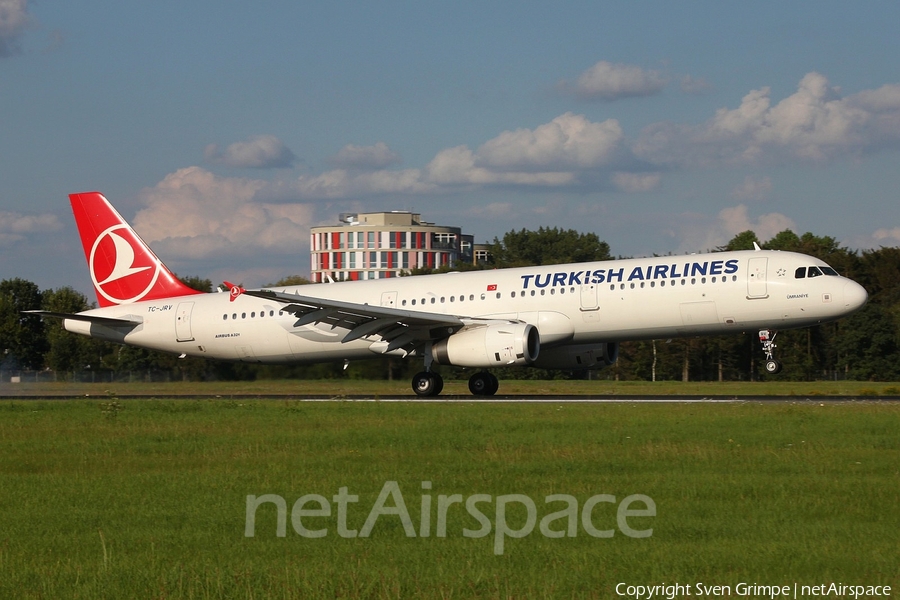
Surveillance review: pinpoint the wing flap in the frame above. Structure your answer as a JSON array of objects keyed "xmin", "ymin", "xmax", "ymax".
[{"xmin": 242, "ymin": 289, "xmax": 464, "ymax": 351}]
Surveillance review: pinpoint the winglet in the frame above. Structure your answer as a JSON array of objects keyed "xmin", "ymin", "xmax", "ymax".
[
  {"xmin": 70, "ymin": 192, "xmax": 202, "ymax": 307},
  {"xmin": 753, "ymin": 242, "xmax": 762, "ymax": 251},
  {"xmin": 224, "ymin": 281, "xmax": 245, "ymax": 302}
]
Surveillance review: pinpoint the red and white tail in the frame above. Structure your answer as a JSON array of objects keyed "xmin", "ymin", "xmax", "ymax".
[{"xmin": 70, "ymin": 192, "xmax": 202, "ymax": 307}]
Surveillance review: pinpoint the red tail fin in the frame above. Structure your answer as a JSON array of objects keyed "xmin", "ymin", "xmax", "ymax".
[{"xmin": 70, "ymin": 192, "xmax": 202, "ymax": 307}]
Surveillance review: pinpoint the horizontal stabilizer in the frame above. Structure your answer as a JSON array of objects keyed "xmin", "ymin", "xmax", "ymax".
[{"xmin": 24, "ymin": 310, "xmax": 143, "ymax": 327}]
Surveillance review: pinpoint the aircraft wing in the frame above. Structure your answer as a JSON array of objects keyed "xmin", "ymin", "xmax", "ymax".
[
  {"xmin": 242, "ymin": 289, "xmax": 466, "ymax": 354},
  {"xmin": 23, "ymin": 311, "xmax": 143, "ymax": 327}
]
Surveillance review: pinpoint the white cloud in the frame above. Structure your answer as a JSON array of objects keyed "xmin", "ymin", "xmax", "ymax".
[
  {"xmin": 133, "ymin": 166, "xmax": 315, "ymax": 259},
  {"xmin": 290, "ymin": 168, "xmax": 437, "ymax": 199},
  {"xmin": 0, "ymin": 209, "xmax": 61, "ymax": 245},
  {"xmin": 872, "ymin": 227, "xmax": 900, "ymax": 245},
  {"xmin": 204, "ymin": 135, "xmax": 296, "ymax": 169},
  {"xmin": 680, "ymin": 75, "xmax": 714, "ymax": 95},
  {"xmin": 464, "ymin": 202, "xmax": 514, "ymax": 219},
  {"xmin": 562, "ymin": 61, "xmax": 667, "ymax": 101},
  {"xmin": 611, "ymin": 172, "xmax": 661, "ymax": 193},
  {"xmin": 730, "ymin": 175, "xmax": 772, "ymax": 201},
  {"xmin": 424, "ymin": 146, "xmax": 574, "ymax": 187},
  {"xmin": 0, "ymin": 0, "xmax": 29, "ymax": 58},
  {"xmin": 476, "ymin": 112, "xmax": 625, "ymax": 171},
  {"xmin": 668, "ymin": 204, "xmax": 795, "ymax": 252},
  {"xmin": 634, "ymin": 72, "xmax": 900, "ymax": 166},
  {"xmin": 849, "ymin": 226, "xmax": 900, "ymax": 249},
  {"xmin": 0, "ymin": 210, "xmax": 61, "ymax": 233},
  {"xmin": 328, "ymin": 142, "xmax": 401, "ymax": 170}
]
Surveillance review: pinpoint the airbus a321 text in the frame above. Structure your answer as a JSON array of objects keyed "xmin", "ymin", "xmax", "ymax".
[{"xmin": 30, "ymin": 192, "xmax": 869, "ymax": 396}]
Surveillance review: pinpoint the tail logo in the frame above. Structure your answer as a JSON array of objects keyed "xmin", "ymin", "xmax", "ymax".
[{"xmin": 89, "ymin": 225, "xmax": 161, "ymax": 304}]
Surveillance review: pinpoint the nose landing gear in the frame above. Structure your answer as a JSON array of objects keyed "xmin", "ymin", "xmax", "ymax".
[
  {"xmin": 759, "ymin": 329, "xmax": 782, "ymax": 375},
  {"xmin": 411, "ymin": 344, "xmax": 444, "ymax": 396}
]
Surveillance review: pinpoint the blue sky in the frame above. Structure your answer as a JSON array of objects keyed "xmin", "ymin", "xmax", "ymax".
[{"xmin": 3, "ymin": 0, "xmax": 900, "ymax": 297}]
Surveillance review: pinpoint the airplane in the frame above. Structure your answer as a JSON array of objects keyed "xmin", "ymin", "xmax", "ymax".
[{"xmin": 29, "ymin": 192, "xmax": 868, "ymax": 396}]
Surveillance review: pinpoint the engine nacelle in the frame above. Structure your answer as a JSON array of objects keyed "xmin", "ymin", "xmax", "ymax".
[
  {"xmin": 532, "ymin": 342, "xmax": 618, "ymax": 370},
  {"xmin": 433, "ymin": 322, "xmax": 540, "ymax": 368}
]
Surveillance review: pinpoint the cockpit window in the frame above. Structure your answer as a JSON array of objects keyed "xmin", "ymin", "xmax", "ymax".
[{"xmin": 796, "ymin": 265, "xmax": 840, "ymax": 278}]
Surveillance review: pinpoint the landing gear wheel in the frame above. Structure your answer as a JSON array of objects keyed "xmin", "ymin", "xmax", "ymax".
[
  {"xmin": 412, "ymin": 371, "xmax": 443, "ymax": 397},
  {"xmin": 468, "ymin": 372, "xmax": 499, "ymax": 396},
  {"xmin": 758, "ymin": 330, "xmax": 782, "ymax": 376}
]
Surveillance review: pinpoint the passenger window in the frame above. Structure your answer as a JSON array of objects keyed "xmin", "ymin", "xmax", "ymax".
[{"xmin": 222, "ymin": 314, "xmax": 227, "ymax": 320}]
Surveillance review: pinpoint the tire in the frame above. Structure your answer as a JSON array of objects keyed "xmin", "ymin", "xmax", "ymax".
[
  {"xmin": 765, "ymin": 359, "xmax": 782, "ymax": 375},
  {"xmin": 468, "ymin": 372, "xmax": 499, "ymax": 396},
  {"xmin": 412, "ymin": 371, "xmax": 441, "ymax": 396}
]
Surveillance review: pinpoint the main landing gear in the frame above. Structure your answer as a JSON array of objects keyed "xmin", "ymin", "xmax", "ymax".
[
  {"xmin": 411, "ymin": 371, "xmax": 499, "ymax": 397},
  {"xmin": 758, "ymin": 329, "xmax": 782, "ymax": 375},
  {"xmin": 410, "ymin": 344, "xmax": 500, "ymax": 397},
  {"xmin": 468, "ymin": 371, "xmax": 499, "ymax": 396},
  {"xmin": 412, "ymin": 345, "xmax": 444, "ymax": 397}
]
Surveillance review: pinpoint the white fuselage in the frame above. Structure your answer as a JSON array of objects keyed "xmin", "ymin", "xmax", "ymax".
[{"xmin": 64, "ymin": 250, "xmax": 868, "ymax": 365}]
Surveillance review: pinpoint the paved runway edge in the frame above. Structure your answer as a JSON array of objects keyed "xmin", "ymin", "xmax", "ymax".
[{"xmin": 2, "ymin": 393, "xmax": 899, "ymax": 402}]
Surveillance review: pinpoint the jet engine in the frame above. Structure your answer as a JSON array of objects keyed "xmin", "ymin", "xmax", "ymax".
[
  {"xmin": 433, "ymin": 322, "xmax": 539, "ymax": 367},
  {"xmin": 532, "ymin": 342, "xmax": 618, "ymax": 370}
]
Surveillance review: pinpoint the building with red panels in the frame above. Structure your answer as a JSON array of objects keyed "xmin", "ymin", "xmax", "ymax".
[{"xmin": 310, "ymin": 211, "xmax": 472, "ymax": 282}]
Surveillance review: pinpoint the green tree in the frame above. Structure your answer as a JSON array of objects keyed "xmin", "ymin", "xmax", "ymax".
[
  {"xmin": 177, "ymin": 275, "xmax": 213, "ymax": 293},
  {"xmin": 266, "ymin": 275, "xmax": 313, "ymax": 287},
  {"xmin": 721, "ymin": 230, "xmax": 761, "ymax": 251},
  {"xmin": 487, "ymin": 227, "xmax": 611, "ymax": 267},
  {"xmin": 0, "ymin": 278, "xmax": 46, "ymax": 370},
  {"xmin": 41, "ymin": 287, "xmax": 109, "ymax": 376}
]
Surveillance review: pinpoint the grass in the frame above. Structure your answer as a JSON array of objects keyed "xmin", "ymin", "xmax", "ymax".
[
  {"xmin": 0, "ymin": 399, "xmax": 898, "ymax": 598},
  {"xmin": 3, "ymin": 378, "xmax": 900, "ymax": 398}
]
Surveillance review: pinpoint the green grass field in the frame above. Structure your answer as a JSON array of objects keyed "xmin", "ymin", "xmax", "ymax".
[
  {"xmin": 1, "ymin": 398, "xmax": 898, "ymax": 598},
  {"xmin": 3, "ymin": 378, "xmax": 900, "ymax": 398}
]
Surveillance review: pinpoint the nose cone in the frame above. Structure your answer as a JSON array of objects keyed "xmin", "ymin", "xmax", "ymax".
[{"xmin": 843, "ymin": 280, "xmax": 868, "ymax": 313}]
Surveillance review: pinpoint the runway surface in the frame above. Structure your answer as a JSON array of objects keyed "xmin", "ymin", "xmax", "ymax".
[{"xmin": 1, "ymin": 393, "xmax": 898, "ymax": 402}]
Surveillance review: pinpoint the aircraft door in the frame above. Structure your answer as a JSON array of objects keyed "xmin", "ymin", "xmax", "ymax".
[
  {"xmin": 381, "ymin": 291, "xmax": 398, "ymax": 308},
  {"xmin": 580, "ymin": 282, "xmax": 599, "ymax": 311},
  {"xmin": 175, "ymin": 302, "xmax": 195, "ymax": 342},
  {"xmin": 747, "ymin": 257, "xmax": 768, "ymax": 298}
]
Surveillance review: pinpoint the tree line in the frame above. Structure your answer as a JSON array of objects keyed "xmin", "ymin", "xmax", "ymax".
[{"xmin": 2, "ymin": 227, "xmax": 898, "ymax": 382}]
